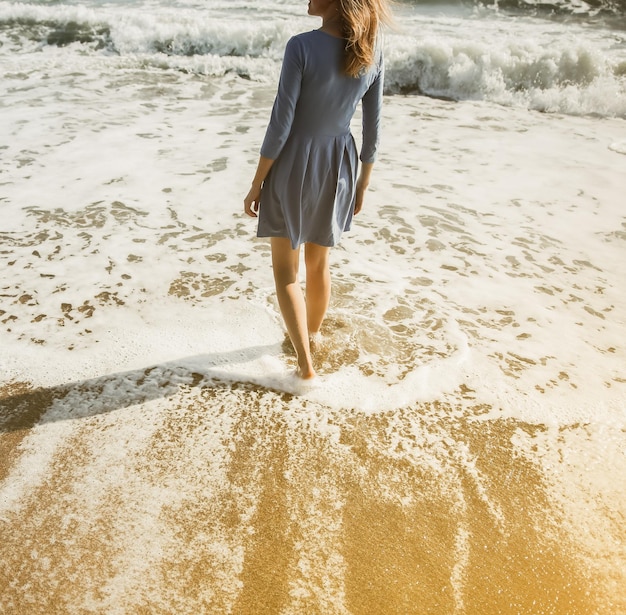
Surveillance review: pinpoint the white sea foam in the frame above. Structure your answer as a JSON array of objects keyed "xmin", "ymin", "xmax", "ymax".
[
  {"xmin": 1, "ymin": 3, "xmax": 624, "ymax": 611},
  {"xmin": 609, "ymin": 138, "xmax": 626, "ymax": 154},
  {"xmin": 1, "ymin": 0, "xmax": 624, "ymax": 116},
  {"xmin": 1, "ymin": 63, "xmax": 624, "ymax": 426}
]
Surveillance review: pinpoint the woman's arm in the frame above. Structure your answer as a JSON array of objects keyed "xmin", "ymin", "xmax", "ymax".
[
  {"xmin": 244, "ymin": 36, "xmax": 303, "ymax": 218},
  {"xmin": 260, "ymin": 37, "xmax": 304, "ymax": 160},
  {"xmin": 360, "ymin": 52, "xmax": 384, "ymax": 165},
  {"xmin": 355, "ymin": 162, "xmax": 374, "ymax": 215},
  {"xmin": 357, "ymin": 51, "xmax": 384, "ymax": 215},
  {"xmin": 244, "ymin": 155, "xmax": 274, "ymax": 218}
]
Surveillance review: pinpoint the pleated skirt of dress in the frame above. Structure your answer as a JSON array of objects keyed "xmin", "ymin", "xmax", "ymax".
[{"xmin": 257, "ymin": 131, "xmax": 358, "ymax": 249}]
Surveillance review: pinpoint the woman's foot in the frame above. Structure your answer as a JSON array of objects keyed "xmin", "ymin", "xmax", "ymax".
[{"xmin": 296, "ymin": 359, "xmax": 316, "ymax": 380}]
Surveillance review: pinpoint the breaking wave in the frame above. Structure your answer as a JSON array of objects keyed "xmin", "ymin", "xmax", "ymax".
[{"xmin": 1, "ymin": 1, "xmax": 624, "ymax": 116}]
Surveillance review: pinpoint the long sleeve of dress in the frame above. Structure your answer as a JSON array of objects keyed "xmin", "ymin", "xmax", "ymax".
[
  {"xmin": 360, "ymin": 53, "xmax": 384, "ymax": 164},
  {"xmin": 260, "ymin": 37, "xmax": 304, "ymax": 160}
]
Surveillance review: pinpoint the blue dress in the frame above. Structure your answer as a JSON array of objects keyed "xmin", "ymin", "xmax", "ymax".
[{"xmin": 257, "ymin": 30, "xmax": 384, "ymax": 249}]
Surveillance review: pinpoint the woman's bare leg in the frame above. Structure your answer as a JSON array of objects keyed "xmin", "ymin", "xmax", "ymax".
[
  {"xmin": 271, "ymin": 237, "xmax": 315, "ymax": 379},
  {"xmin": 304, "ymin": 242, "xmax": 331, "ymax": 334}
]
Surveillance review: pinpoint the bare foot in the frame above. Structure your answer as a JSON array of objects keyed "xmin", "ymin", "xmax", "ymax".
[{"xmin": 296, "ymin": 362, "xmax": 316, "ymax": 380}]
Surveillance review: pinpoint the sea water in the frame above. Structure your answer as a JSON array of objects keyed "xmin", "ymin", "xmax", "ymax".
[{"xmin": 1, "ymin": 0, "xmax": 625, "ymax": 613}]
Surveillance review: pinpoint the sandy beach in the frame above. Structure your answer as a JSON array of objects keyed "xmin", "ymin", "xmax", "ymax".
[
  {"xmin": 2, "ymin": 376, "xmax": 625, "ymax": 614},
  {"xmin": 1, "ymin": 81, "xmax": 625, "ymax": 612},
  {"xmin": 1, "ymin": 0, "xmax": 626, "ymax": 611}
]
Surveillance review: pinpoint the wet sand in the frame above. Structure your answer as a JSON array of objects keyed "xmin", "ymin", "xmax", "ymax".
[
  {"xmin": 1, "ymin": 66, "xmax": 625, "ymax": 612},
  {"xmin": 1, "ymin": 372, "xmax": 625, "ymax": 614}
]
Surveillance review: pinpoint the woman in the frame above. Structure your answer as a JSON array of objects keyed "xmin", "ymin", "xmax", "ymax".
[{"xmin": 244, "ymin": 0, "xmax": 391, "ymax": 380}]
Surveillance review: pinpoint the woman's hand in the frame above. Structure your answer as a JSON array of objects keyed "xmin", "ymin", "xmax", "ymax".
[
  {"xmin": 354, "ymin": 178, "xmax": 367, "ymax": 215},
  {"xmin": 244, "ymin": 156, "xmax": 275, "ymax": 218},
  {"xmin": 354, "ymin": 162, "xmax": 374, "ymax": 215},
  {"xmin": 244, "ymin": 183, "xmax": 262, "ymax": 217}
]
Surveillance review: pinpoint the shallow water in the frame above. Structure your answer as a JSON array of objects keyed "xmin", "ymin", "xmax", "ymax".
[
  {"xmin": 1, "ymin": 0, "xmax": 626, "ymax": 612},
  {"xmin": 1, "ymin": 81, "xmax": 625, "ymax": 611}
]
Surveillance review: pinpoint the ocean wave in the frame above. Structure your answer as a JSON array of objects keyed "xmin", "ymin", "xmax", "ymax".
[
  {"xmin": 490, "ymin": 0, "xmax": 626, "ymax": 17},
  {"xmin": 385, "ymin": 36, "xmax": 626, "ymax": 116},
  {"xmin": 0, "ymin": 3, "xmax": 293, "ymax": 58},
  {"xmin": 400, "ymin": 0, "xmax": 626, "ymax": 18},
  {"xmin": 1, "ymin": 1, "xmax": 624, "ymax": 117}
]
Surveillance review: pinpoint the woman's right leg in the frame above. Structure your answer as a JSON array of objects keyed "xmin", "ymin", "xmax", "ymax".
[{"xmin": 304, "ymin": 242, "xmax": 331, "ymax": 335}]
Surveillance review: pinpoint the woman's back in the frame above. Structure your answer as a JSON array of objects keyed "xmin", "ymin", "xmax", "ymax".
[
  {"xmin": 261, "ymin": 30, "xmax": 383, "ymax": 162},
  {"xmin": 292, "ymin": 31, "xmax": 380, "ymax": 136}
]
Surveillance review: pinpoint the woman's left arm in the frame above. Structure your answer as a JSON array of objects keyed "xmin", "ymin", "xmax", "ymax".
[
  {"xmin": 259, "ymin": 36, "xmax": 304, "ymax": 160},
  {"xmin": 244, "ymin": 36, "xmax": 304, "ymax": 217},
  {"xmin": 244, "ymin": 156, "xmax": 274, "ymax": 218}
]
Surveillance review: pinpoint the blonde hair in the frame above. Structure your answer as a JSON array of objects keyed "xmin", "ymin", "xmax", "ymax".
[{"xmin": 337, "ymin": 0, "xmax": 393, "ymax": 77}]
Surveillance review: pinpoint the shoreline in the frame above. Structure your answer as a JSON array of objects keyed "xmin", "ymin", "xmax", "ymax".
[{"xmin": 1, "ymin": 60, "xmax": 625, "ymax": 612}]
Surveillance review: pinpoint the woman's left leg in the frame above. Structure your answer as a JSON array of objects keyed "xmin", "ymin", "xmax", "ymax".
[{"xmin": 270, "ymin": 237, "xmax": 315, "ymax": 379}]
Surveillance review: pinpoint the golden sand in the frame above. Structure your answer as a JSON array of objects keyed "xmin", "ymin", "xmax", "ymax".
[{"xmin": 0, "ymin": 376, "xmax": 624, "ymax": 614}]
